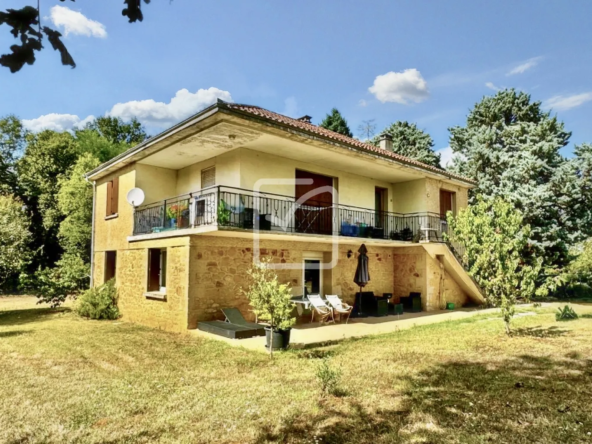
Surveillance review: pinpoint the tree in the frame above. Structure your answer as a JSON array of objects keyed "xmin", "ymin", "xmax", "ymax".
[
  {"xmin": 1, "ymin": 1, "xmax": 151, "ymax": 72},
  {"xmin": 57, "ymin": 153, "xmax": 100, "ymax": 262},
  {"xmin": 0, "ymin": 194, "xmax": 31, "ymax": 289},
  {"xmin": 357, "ymin": 119, "xmax": 376, "ymax": 141},
  {"xmin": 0, "ymin": 115, "xmax": 27, "ymax": 194},
  {"xmin": 448, "ymin": 89, "xmax": 576, "ymax": 275},
  {"xmin": 319, "ymin": 108, "xmax": 353, "ymax": 138},
  {"xmin": 80, "ymin": 117, "xmax": 148, "ymax": 147},
  {"xmin": 242, "ymin": 259, "xmax": 295, "ymax": 357},
  {"xmin": 446, "ymin": 197, "xmax": 542, "ymax": 334},
  {"xmin": 372, "ymin": 121, "xmax": 441, "ymax": 168}
]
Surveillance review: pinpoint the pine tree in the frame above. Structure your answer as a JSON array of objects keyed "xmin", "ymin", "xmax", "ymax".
[
  {"xmin": 372, "ymin": 121, "xmax": 441, "ymax": 168},
  {"xmin": 448, "ymin": 89, "xmax": 580, "ymax": 275},
  {"xmin": 319, "ymin": 108, "xmax": 353, "ymax": 138}
]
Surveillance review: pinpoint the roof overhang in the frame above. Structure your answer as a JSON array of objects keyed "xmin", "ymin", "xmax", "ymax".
[{"xmin": 85, "ymin": 100, "xmax": 476, "ymax": 188}]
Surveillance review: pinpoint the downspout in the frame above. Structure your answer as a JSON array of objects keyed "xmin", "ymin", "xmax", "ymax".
[{"xmin": 86, "ymin": 177, "xmax": 97, "ymax": 288}]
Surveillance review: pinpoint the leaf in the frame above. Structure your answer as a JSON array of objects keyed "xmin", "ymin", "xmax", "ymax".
[{"xmin": 42, "ymin": 27, "xmax": 75, "ymax": 68}]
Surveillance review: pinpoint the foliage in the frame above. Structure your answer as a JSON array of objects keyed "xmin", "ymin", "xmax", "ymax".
[
  {"xmin": 446, "ymin": 197, "xmax": 542, "ymax": 334},
  {"xmin": 315, "ymin": 358, "xmax": 343, "ymax": 397},
  {"xmin": 75, "ymin": 279, "xmax": 120, "ymax": 320},
  {"xmin": 242, "ymin": 258, "xmax": 295, "ymax": 356},
  {"xmin": 28, "ymin": 253, "xmax": 89, "ymax": 307},
  {"xmin": 217, "ymin": 199, "xmax": 231, "ymax": 225},
  {"xmin": 0, "ymin": 194, "xmax": 31, "ymax": 288},
  {"xmin": 57, "ymin": 154, "xmax": 100, "ymax": 262},
  {"xmin": 80, "ymin": 117, "xmax": 148, "ymax": 147},
  {"xmin": 555, "ymin": 305, "xmax": 578, "ymax": 321},
  {"xmin": 448, "ymin": 89, "xmax": 582, "ymax": 277},
  {"xmin": 1, "ymin": 1, "xmax": 151, "ymax": 72},
  {"xmin": 372, "ymin": 121, "xmax": 441, "ymax": 168},
  {"xmin": 0, "ymin": 115, "xmax": 27, "ymax": 194},
  {"xmin": 319, "ymin": 108, "xmax": 353, "ymax": 137},
  {"xmin": 568, "ymin": 238, "xmax": 592, "ymax": 282}
]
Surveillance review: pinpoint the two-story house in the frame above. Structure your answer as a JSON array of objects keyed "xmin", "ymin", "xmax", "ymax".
[{"xmin": 86, "ymin": 100, "xmax": 483, "ymax": 333}]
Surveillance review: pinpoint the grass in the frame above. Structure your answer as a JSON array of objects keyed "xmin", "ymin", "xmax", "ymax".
[{"xmin": 1, "ymin": 298, "xmax": 592, "ymax": 443}]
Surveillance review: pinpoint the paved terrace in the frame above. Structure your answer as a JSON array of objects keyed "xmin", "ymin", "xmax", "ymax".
[{"xmin": 189, "ymin": 305, "xmax": 567, "ymax": 351}]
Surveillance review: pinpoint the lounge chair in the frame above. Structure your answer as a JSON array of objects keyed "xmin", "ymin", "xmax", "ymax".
[
  {"xmin": 222, "ymin": 308, "xmax": 266, "ymax": 332},
  {"xmin": 197, "ymin": 320, "xmax": 262, "ymax": 339},
  {"xmin": 307, "ymin": 294, "xmax": 334, "ymax": 323},
  {"xmin": 326, "ymin": 295, "xmax": 353, "ymax": 324}
]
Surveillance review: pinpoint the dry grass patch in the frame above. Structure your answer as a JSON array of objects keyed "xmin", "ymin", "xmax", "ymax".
[{"xmin": 1, "ymin": 297, "xmax": 592, "ymax": 443}]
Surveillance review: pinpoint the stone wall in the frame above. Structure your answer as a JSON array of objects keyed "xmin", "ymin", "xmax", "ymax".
[{"xmin": 187, "ymin": 236, "xmax": 396, "ymax": 328}]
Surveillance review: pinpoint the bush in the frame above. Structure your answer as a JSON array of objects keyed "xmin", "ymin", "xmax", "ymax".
[
  {"xmin": 75, "ymin": 279, "xmax": 120, "ymax": 320},
  {"xmin": 556, "ymin": 305, "xmax": 578, "ymax": 322},
  {"xmin": 315, "ymin": 358, "xmax": 342, "ymax": 397}
]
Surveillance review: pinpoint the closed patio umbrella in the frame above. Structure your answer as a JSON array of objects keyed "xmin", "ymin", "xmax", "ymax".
[{"xmin": 354, "ymin": 244, "xmax": 370, "ymax": 316}]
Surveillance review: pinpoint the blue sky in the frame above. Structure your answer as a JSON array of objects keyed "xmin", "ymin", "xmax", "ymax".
[{"xmin": 1, "ymin": 0, "xmax": 591, "ymax": 165}]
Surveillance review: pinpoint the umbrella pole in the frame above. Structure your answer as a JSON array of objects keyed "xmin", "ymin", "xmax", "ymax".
[{"xmin": 357, "ymin": 286, "xmax": 364, "ymax": 317}]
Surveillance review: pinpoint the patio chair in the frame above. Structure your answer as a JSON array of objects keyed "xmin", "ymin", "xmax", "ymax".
[
  {"xmin": 326, "ymin": 295, "xmax": 353, "ymax": 324},
  {"xmin": 307, "ymin": 294, "xmax": 334, "ymax": 323},
  {"xmin": 222, "ymin": 308, "xmax": 265, "ymax": 331}
]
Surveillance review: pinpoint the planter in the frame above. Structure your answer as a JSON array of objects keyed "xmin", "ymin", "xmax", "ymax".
[
  {"xmin": 265, "ymin": 327, "xmax": 284, "ymax": 351},
  {"xmin": 279, "ymin": 328, "xmax": 291, "ymax": 348},
  {"xmin": 169, "ymin": 218, "xmax": 176, "ymax": 228}
]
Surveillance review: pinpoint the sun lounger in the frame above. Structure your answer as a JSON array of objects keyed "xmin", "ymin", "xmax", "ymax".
[
  {"xmin": 326, "ymin": 295, "xmax": 353, "ymax": 324},
  {"xmin": 197, "ymin": 320, "xmax": 263, "ymax": 339},
  {"xmin": 222, "ymin": 308, "xmax": 265, "ymax": 331},
  {"xmin": 307, "ymin": 294, "xmax": 334, "ymax": 323}
]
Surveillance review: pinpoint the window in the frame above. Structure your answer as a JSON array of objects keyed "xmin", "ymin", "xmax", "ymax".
[
  {"xmin": 104, "ymin": 251, "xmax": 117, "ymax": 282},
  {"xmin": 106, "ymin": 177, "xmax": 119, "ymax": 217},
  {"xmin": 201, "ymin": 167, "xmax": 215, "ymax": 188},
  {"xmin": 147, "ymin": 248, "xmax": 167, "ymax": 292}
]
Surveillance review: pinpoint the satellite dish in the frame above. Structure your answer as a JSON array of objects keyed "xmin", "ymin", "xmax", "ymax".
[{"xmin": 126, "ymin": 188, "xmax": 145, "ymax": 207}]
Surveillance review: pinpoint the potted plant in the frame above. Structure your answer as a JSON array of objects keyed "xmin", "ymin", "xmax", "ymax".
[
  {"xmin": 166, "ymin": 205, "xmax": 178, "ymax": 228},
  {"xmin": 242, "ymin": 258, "xmax": 296, "ymax": 357},
  {"xmin": 217, "ymin": 199, "xmax": 232, "ymax": 226}
]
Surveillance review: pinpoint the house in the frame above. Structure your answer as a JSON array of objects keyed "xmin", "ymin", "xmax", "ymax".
[{"xmin": 85, "ymin": 100, "xmax": 484, "ymax": 333}]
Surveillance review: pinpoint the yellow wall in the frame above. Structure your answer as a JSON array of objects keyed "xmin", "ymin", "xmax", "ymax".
[{"xmin": 136, "ymin": 164, "xmax": 177, "ymax": 205}]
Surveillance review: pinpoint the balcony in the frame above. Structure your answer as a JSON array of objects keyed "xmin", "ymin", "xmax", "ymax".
[{"xmin": 132, "ymin": 186, "xmax": 448, "ymax": 242}]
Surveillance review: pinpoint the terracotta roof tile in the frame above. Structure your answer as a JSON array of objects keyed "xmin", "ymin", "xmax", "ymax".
[{"xmin": 223, "ymin": 102, "xmax": 475, "ymax": 184}]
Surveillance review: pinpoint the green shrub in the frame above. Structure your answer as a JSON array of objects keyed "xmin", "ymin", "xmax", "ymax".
[
  {"xmin": 315, "ymin": 358, "xmax": 342, "ymax": 397},
  {"xmin": 75, "ymin": 279, "xmax": 120, "ymax": 320},
  {"xmin": 556, "ymin": 305, "xmax": 578, "ymax": 322}
]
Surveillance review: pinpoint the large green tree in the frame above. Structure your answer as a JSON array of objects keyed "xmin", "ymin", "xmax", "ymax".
[
  {"xmin": 0, "ymin": 194, "xmax": 31, "ymax": 289},
  {"xmin": 0, "ymin": 116, "xmax": 27, "ymax": 194},
  {"xmin": 448, "ymin": 89, "xmax": 579, "ymax": 274},
  {"xmin": 446, "ymin": 198, "xmax": 542, "ymax": 334},
  {"xmin": 319, "ymin": 108, "xmax": 353, "ymax": 138},
  {"xmin": 372, "ymin": 121, "xmax": 441, "ymax": 168},
  {"xmin": 79, "ymin": 117, "xmax": 148, "ymax": 147}
]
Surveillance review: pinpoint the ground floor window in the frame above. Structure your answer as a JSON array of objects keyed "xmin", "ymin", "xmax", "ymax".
[
  {"xmin": 104, "ymin": 251, "xmax": 117, "ymax": 282},
  {"xmin": 148, "ymin": 248, "xmax": 167, "ymax": 292},
  {"xmin": 304, "ymin": 259, "xmax": 322, "ymax": 295}
]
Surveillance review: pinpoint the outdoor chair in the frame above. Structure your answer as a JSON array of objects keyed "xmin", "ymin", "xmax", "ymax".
[
  {"xmin": 307, "ymin": 294, "xmax": 334, "ymax": 323},
  {"xmin": 222, "ymin": 308, "xmax": 266, "ymax": 330},
  {"xmin": 325, "ymin": 295, "xmax": 353, "ymax": 324}
]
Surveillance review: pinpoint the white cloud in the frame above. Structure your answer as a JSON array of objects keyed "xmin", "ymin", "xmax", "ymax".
[
  {"xmin": 506, "ymin": 57, "xmax": 542, "ymax": 76},
  {"xmin": 107, "ymin": 87, "xmax": 232, "ymax": 127},
  {"xmin": 368, "ymin": 69, "xmax": 429, "ymax": 104},
  {"xmin": 49, "ymin": 5, "xmax": 107, "ymax": 38},
  {"xmin": 358, "ymin": 99, "xmax": 368, "ymax": 107},
  {"xmin": 22, "ymin": 113, "xmax": 94, "ymax": 132},
  {"xmin": 485, "ymin": 82, "xmax": 500, "ymax": 91},
  {"xmin": 544, "ymin": 92, "xmax": 592, "ymax": 111},
  {"xmin": 282, "ymin": 96, "xmax": 298, "ymax": 117}
]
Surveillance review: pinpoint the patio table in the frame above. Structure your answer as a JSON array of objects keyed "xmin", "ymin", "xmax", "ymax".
[{"xmin": 290, "ymin": 296, "xmax": 312, "ymax": 315}]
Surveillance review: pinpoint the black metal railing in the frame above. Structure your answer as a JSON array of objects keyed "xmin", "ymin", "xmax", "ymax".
[{"xmin": 133, "ymin": 185, "xmax": 448, "ymax": 243}]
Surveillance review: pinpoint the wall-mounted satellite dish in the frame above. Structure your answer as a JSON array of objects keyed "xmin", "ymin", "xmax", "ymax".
[{"xmin": 126, "ymin": 188, "xmax": 145, "ymax": 207}]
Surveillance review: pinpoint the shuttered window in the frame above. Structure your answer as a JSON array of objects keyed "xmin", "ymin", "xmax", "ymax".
[
  {"xmin": 201, "ymin": 167, "xmax": 215, "ymax": 189},
  {"xmin": 106, "ymin": 177, "xmax": 119, "ymax": 217}
]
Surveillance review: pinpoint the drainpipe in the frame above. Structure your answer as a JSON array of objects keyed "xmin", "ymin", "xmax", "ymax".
[{"xmin": 86, "ymin": 177, "xmax": 97, "ymax": 288}]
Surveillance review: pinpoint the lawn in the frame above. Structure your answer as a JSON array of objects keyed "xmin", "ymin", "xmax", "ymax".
[{"xmin": 1, "ymin": 297, "xmax": 592, "ymax": 443}]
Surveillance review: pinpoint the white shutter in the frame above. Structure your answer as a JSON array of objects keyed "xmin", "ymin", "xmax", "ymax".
[{"xmin": 201, "ymin": 167, "xmax": 215, "ymax": 188}]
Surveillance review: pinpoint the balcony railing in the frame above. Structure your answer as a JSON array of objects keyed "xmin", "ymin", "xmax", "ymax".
[{"xmin": 132, "ymin": 186, "xmax": 448, "ymax": 242}]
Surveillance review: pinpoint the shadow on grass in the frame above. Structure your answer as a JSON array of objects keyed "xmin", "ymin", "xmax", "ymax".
[
  {"xmin": 255, "ymin": 355, "xmax": 592, "ymax": 443},
  {"xmin": 0, "ymin": 307, "xmax": 71, "ymax": 327},
  {"xmin": 512, "ymin": 325, "xmax": 569, "ymax": 338},
  {"xmin": 0, "ymin": 330, "xmax": 29, "ymax": 338}
]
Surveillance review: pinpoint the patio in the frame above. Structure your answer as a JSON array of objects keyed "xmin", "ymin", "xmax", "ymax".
[{"xmin": 191, "ymin": 306, "xmax": 493, "ymax": 351}]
